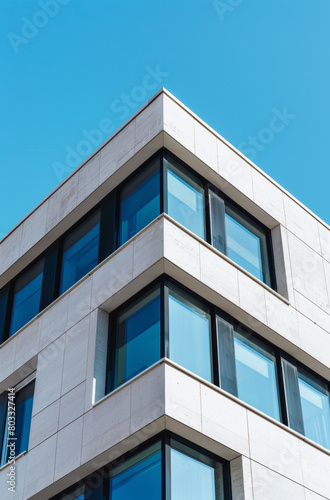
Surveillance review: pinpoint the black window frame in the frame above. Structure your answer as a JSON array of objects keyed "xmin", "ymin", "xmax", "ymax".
[
  {"xmin": 0, "ymin": 148, "xmax": 277, "ymax": 345},
  {"xmin": 105, "ymin": 275, "xmax": 330, "ymax": 450},
  {"xmin": 50, "ymin": 431, "xmax": 231, "ymax": 500}
]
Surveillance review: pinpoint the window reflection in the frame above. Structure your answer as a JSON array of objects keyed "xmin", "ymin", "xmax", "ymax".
[
  {"xmin": 233, "ymin": 330, "xmax": 281, "ymax": 421},
  {"xmin": 119, "ymin": 159, "xmax": 160, "ymax": 245},
  {"xmin": 60, "ymin": 211, "xmax": 100, "ymax": 294},
  {"xmin": 9, "ymin": 259, "xmax": 44, "ymax": 336},
  {"xmin": 298, "ymin": 370, "xmax": 330, "ymax": 449}
]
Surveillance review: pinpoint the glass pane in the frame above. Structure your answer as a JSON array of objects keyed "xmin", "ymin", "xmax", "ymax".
[
  {"xmin": 298, "ymin": 370, "xmax": 330, "ymax": 449},
  {"xmin": 119, "ymin": 159, "xmax": 160, "ymax": 245},
  {"xmin": 115, "ymin": 287, "xmax": 161, "ymax": 388},
  {"xmin": 234, "ymin": 330, "xmax": 280, "ymax": 420},
  {"xmin": 10, "ymin": 259, "xmax": 44, "ymax": 336},
  {"xmin": 0, "ymin": 289, "xmax": 9, "ymax": 344},
  {"xmin": 225, "ymin": 204, "xmax": 271, "ymax": 285},
  {"xmin": 170, "ymin": 445, "xmax": 223, "ymax": 500},
  {"xmin": 165, "ymin": 158, "xmax": 205, "ymax": 239},
  {"xmin": 1, "ymin": 380, "xmax": 35, "ymax": 466},
  {"xmin": 60, "ymin": 211, "xmax": 100, "ymax": 294},
  {"xmin": 110, "ymin": 443, "xmax": 161, "ymax": 500},
  {"xmin": 168, "ymin": 286, "xmax": 212, "ymax": 382}
]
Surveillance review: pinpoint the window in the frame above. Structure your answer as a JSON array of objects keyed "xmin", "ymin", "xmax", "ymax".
[
  {"xmin": 9, "ymin": 259, "xmax": 44, "ymax": 337},
  {"xmin": 110, "ymin": 442, "xmax": 161, "ymax": 500},
  {"xmin": 119, "ymin": 157, "xmax": 160, "ymax": 246},
  {"xmin": 0, "ymin": 376, "xmax": 35, "ymax": 466},
  {"xmin": 168, "ymin": 285, "xmax": 213, "ymax": 382},
  {"xmin": 165, "ymin": 155, "xmax": 205, "ymax": 239},
  {"xmin": 51, "ymin": 433, "xmax": 229, "ymax": 500},
  {"xmin": 107, "ymin": 285, "xmax": 161, "ymax": 392},
  {"xmin": 60, "ymin": 210, "xmax": 100, "ymax": 295},
  {"xmin": 225, "ymin": 203, "xmax": 271, "ymax": 286}
]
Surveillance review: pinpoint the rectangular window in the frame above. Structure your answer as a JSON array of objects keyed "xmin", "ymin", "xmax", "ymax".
[
  {"xmin": 51, "ymin": 433, "xmax": 229, "ymax": 500},
  {"xmin": 0, "ymin": 377, "xmax": 35, "ymax": 466},
  {"xmin": 9, "ymin": 259, "xmax": 44, "ymax": 336},
  {"xmin": 110, "ymin": 442, "xmax": 162, "ymax": 500},
  {"xmin": 60, "ymin": 210, "xmax": 100, "ymax": 295},
  {"xmin": 233, "ymin": 328, "xmax": 281, "ymax": 421},
  {"xmin": 297, "ymin": 368, "xmax": 330, "ymax": 449},
  {"xmin": 119, "ymin": 157, "xmax": 160, "ymax": 246},
  {"xmin": 109, "ymin": 286, "xmax": 161, "ymax": 391},
  {"xmin": 225, "ymin": 203, "xmax": 271, "ymax": 286},
  {"xmin": 165, "ymin": 155, "xmax": 205, "ymax": 239},
  {"xmin": 168, "ymin": 285, "xmax": 212, "ymax": 382}
]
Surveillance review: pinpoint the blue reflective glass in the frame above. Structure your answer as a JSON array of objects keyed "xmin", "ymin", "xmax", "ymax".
[
  {"xmin": 110, "ymin": 444, "xmax": 161, "ymax": 500},
  {"xmin": 10, "ymin": 261, "xmax": 44, "ymax": 336},
  {"xmin": 1, "ymin": 380, "xmax": 35, "ymax": 466},
  {"xmin": 170, "ymin": 446, "xmax": 222, "ymax": 500},
  {"xmin": 166, "ymin": 159, "xmax": 205, "ymax": 239},
  {"xmin": 225, "ymin": 205, "xmax": 271, "ymax": 286},
  {"xmin": 298, "ymin": 370, "xmax": 330, "ymax": 449},
  {"xmin": 119, "ymin": 160, "xmax": 160, "ymax": 245},
  {"xmin": 115, "ymin": 288, "xmax": 161, "ymax": 388},
  {"xmin": 169, "ymin": 287, "xmax": 212, "ymax": 382},
  {"xmin": 234, "ymin": 331, "xmax": 281, "ymax": 421},
  {"xmin": 60, "ymin": 212, "xmax": 100, "ymax": 294}
]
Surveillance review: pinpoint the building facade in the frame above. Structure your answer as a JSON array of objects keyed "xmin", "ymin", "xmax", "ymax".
[{"xmin": 0, "ymin": 89, "xmax": 329, "ymax": 499}]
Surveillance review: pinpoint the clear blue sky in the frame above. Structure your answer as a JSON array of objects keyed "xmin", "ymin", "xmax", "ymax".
[{"xmin": 1, "ymin": 0, "xmax": 330, "ymax": 240}]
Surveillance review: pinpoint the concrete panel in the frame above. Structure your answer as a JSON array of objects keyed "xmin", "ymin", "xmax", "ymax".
[
  {"xmin": 272, "ymin": 224, "xmax": 294, "ymax": 302},
  {"xmin": 238, "ymin": 271, "xmax": 267, "ymax": 327},
  {"xmin": 14, "ymin": 318, "xmax": 41, "ymax": 372},
  {"xmin": 284, "ymin": 194, "xmax": 322, "ymax": 255},
  {"xmin": 133, "ymin": 218, "xmax": 164, "ymax": 279},
  {"xmin": 0, "ymin": 337, "xmax": 17, "ymax": 386},
  {"xmin": 318, "ymin": 223, "xmax": 330, "ymax": 263},
  {"xmin": 251, "ymin": 460, "xmax": 305, "ymax": 500},
  {"xmin": 230, "ymin": 456, "xmax": 253, "ymax": 500},
  {"xmin": 32, "ymin": 336, "xmax": 65, "ymax": 415},
  {"xmin": 82, "ymin": 384, "xmax": 131, "ymax": 463},
  {"xmin": 194, "ymin": 120, "xmax": 218, "ymax": 172},
  {"xmin": 99, "ymin": 119, "xmax": 136, "ymax": 185},
  {"xmin": 248, "ymin": 410, "xmax": 303, "ymax": 484},
  {"xmin": 0, "ymin": 453, "xmax": 26, "ymax": 500},
  {"xmin": 217, "ymin": 139, "xmax": 254, "ymax": 201},
  {"xmin": 61, "ymin": 316, "xmax": 89, "ymax": 395},
  {"xmin": 66, "ymin": 277, "xmax": 92, "ymax": 331},
  {"xmin": 19, "ymin": 202, "xmax": 48, "ymax": 258},
  {"xmin": 201, "ymin": 384, "xmax": 250, "ymax": 456},
  {"xmin": 59, "ymin": 381, "xmax": 86, "ymax": 430},
  {"xmin": 299, "ymin": 440, "xmax": 330, "ymax": 499},
  {"xmin": 163, "ymin": 94, "xmax": 194, "ymax": 152},
  {"xmin": 164, "ymin": 219, "xmax": 201, "ymax": 281},
  {"xmin": 288, "ymin": 232, "xmax": 328, "ymax": 311},
  {"xmin": 294, "ymin": 291, "xmax": 330, "ymax": 334},
  {"xmin": 200, "ymin": 244, "xmax": 240, "ymax": 306},
  {"xmin": 40, "ymin": 295, "xmax": 69, "ymax": 350},
  {"xmin": 77, "ymin": 153, "xmax": 100, "ymax": 206},
  {"xmin": 130, "ymin": 363, "xmax": 165, "ymax": 434},
  {"xmin": 252, "ymin": 169, "xmax": 286, "ymax": 225},
  {"xmin": 54, "ymin": 416, "xmax": 83, "ymax": 481},
  {"xmin": 0, "ymin": 224, "xmax": 22, "ymax": 277},
  {"xmin": 24, "ymin": 434, "xmax": 56, "ymax": 498},
  {"xmin": 46, "ymin": 174, "xmax": 79, "ymax": 233},
  {"xmin": 265, "ymin": 290, "xmax": 299, "ymax": 347},
  {"xmin": 135, "ymin": 93, "xmax": 163, "ymax": 152},
  {"xmin": 297, "ymin": 312, "xmax": 330, "ymax": 369},
  {"xmin": 29, "ymin": 399, "xmax": 59, "ymax": 449},
  {"xmin": 165, "ymin": 364, "xmax": 202, "ymax": 432}
]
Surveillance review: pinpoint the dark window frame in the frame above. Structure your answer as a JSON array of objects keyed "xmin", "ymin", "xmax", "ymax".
[
  {"xmin": 106, "ymin": 275, "xmax": 330, "ymax": 449},
  {"xmin": 0, "ymin": 148, "xmax": 277, "ymax": 345},
  {"xmin": 50, "ymin": 431, "xmax": 231, "ymax": 500}
]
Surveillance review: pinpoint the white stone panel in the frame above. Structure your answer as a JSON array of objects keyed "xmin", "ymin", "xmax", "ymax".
[
  {"xmin": 133, "ymin": 218, "xmax": 164, "ymax": 279},
  {"xmin": 135, "ymin": 94, "xmax": 163, "ymax": 152},
  {"xmin": 163, "ymin": 94, "xmax": 194, "ymax": 152},
  {"xmin": 230, "ymin": 455, "xmax": 253, "ymax": 500},
  {"xmin": 19, "ymin": 202, "xmax": 48, "ymax": 257},
  {"xmin": 61, "ymin": 316, "xmax": 89, "ymax": 395},
  {"xmin": 24, "ymin": 435, "xmax": 56, "ymax": 498},
  {"xmin": 252, "ymin": 169, "xmax": 286, "ymax": 225},
  {"xmin": 0, "ymin": 336, "xmax": 17, "ymax": 386},
  {"xmin": 294, "ymin": 291, "xmax": 330, "ymax": 334},
  {"xmin": 238, "ymin": 271, "xmax": 267, "ymax": 327},
  {"xmin": 194, "ymin": 120, "xmax": 218, "ymax": 172},
  {"xmin": 59, "ymin": 381, "xmax": 86, "ymax": 430},
  {"xmin": 217, "ymin": 139, "xmax": 254, "ymax": 200},
  {"xmin": 251, "ymin": 460, "xmax": 305, "ymax": 500},
  {"xmin": 29, "ymin": 399, "xmax": 59, "ymax": 449},
  {"xmin": 46, "ymin": 174, "xmax": 78, "ymax": 233},
  {"xmin": 14, "ymin": 318, "xmax": 40, "ymax": 371},
  {"xmin": 284, "ymin": 195, "xmax": 322, "ymax": 254},
  {"xmin": 297, "ymin": 312, "xmax": 330, "ymax": 369},
  {"xmin": 0, "ymin": 224, "xmax": 22, "ymax": 277},
  {"xmin": 54, "ymin": 416, "xmax": 83, "ymax": 480},
  {"xmin": 77, "ymin": 153, "xmax": 100, "ymax": 206},
  {"xmin": 318, "ymin": 223, "xmax": 330, "ymax": 263},
  {"xmin": 265, "ymin": 291, "xmax": 299, "ymax": 346},
  {"xmin": 66, "ymin": 276, "xmax": 92, "ymax": 331},
  {"xmin": 299, "ymin": 440, "xmax": 330, "ymax": 499},
  {"xmin": 40, "ymin": 295, "xmax": 69, "ymax": 350}
]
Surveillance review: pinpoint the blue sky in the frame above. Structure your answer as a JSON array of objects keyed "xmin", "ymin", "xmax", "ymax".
[{"xmin": 1, "ymin": 0, "xmax": 330, "ymax": 239}]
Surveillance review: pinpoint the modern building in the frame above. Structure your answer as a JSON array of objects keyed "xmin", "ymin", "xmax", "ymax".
[{"xmin": 0, "ymin": 88, "xmax": 329, "ymax": 500}]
